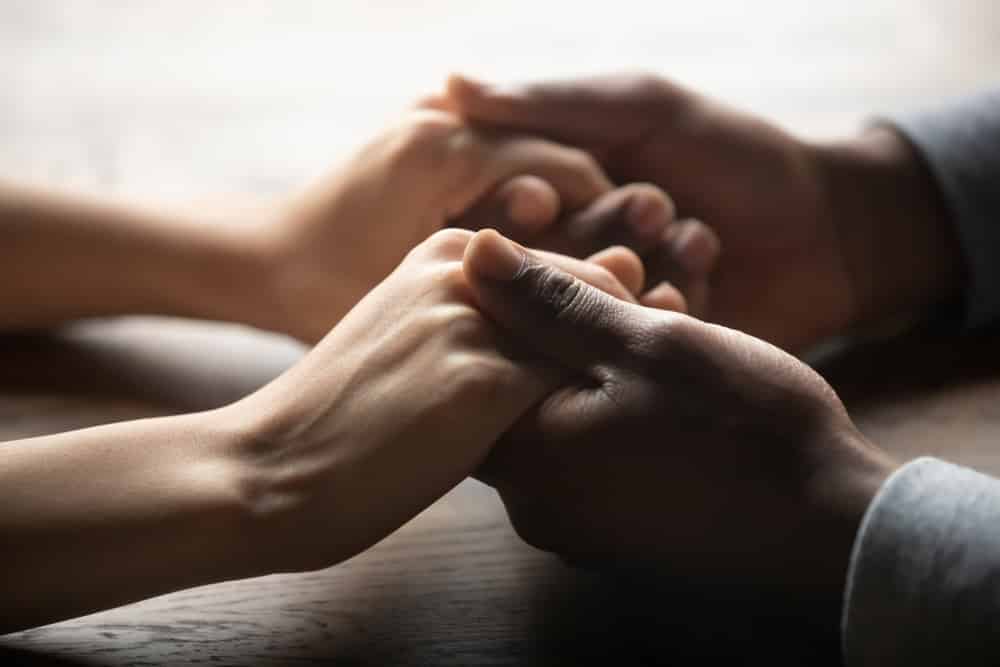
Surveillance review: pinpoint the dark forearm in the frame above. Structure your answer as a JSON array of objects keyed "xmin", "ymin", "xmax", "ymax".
[{"xmin": 0, "ymin": 182, "xmax": 271, "ymax": 331}]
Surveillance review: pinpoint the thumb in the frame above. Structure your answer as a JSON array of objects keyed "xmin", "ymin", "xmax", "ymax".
[
  {"xmin": 463, "ymin": 228, "xmax": 642, "ymax": 373},
  {"xmin": 445, "ymin": 73, "xmax": 657, "ymax": 148}
]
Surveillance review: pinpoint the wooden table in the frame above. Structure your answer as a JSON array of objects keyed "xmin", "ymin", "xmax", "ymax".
[
  {"xmin": 2, "ymin": 2, "xmax": 999, "ymax": 664},
  {"xmin": 4, "ymin": 321, "xmax": 1000, "ymax": 666}
]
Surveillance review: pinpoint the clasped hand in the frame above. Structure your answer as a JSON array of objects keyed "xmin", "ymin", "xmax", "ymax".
[{"xmin": 232, "ymin": 92, "xmax": 898, "ymax": 612}]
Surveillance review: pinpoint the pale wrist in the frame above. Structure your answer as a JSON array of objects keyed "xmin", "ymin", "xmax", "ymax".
[
  {"xmin": 249, "ymin": 213, "xmax": 365, "ymax": 343},
  {"xmin": 189, "ymin": 403, "xmax": 305, "ymax": 578},
  {"xmin": 209, "ymin": 383, "xmax": 351, "ymax": 575},
  {"xmin": 171, "ymin": 222, "xmax": 277, "ymax": 328}
]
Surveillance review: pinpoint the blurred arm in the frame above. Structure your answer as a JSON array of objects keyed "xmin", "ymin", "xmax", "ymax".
[
  {"xmin": 813, "ymin": 126, "xmax": 965, "ymax": 333},
  {"xmin": 0, "ymin": 182, "xmax": 266, "ymax": 331},
  {"xmin": 888, "ymin": 88, "xmax": 1000, "ymax": 328},
  {"xmin": 817, "ymin": 88, "xmax": 1000, "ymax": 333}
]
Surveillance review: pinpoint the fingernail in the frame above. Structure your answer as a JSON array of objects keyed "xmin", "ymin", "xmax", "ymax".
[
  {"xmin": 628, "ymin": 195, "xmax": 667, "ymax": 240},
  {"xmin": 641, "ymin": 281, "xmax": 686, "ymax": 313},
  {"xmin": 474, "ymin": 231, "xmax": 526, "ymax": 282},
  {"xmin": 670, "ymin": 223, "xmax": 712, "ymax": 275},
  {"xmin": 506, "ymin": 186, "xmax": 537, "ymax": 224}
]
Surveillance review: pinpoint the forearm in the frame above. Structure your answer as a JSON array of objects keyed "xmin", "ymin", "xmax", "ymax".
[
  {"xmin": 0, "ymin": 410, "xmax": 261, "ymax": 633},
  {"xmin": 0, "ymin": 181, "xmax": 272, "ymax": 331},
  {"xmin": 811, "ymin": 127, "xmax": 965, "ymax": 333}
]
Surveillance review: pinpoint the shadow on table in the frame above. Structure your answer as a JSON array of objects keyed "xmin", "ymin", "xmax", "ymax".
[
  {"xmin": 528, "ymin": 567, "xmax": 842, "ymax": 666},
  {"xmin": 818, "ymin": 328, "xmax": 1000, "ymax": 409},
  {"xmin": 0, "ymin": 319, "xmax": 301, "ymax": 422},
  {"xmin": 0, "ymin": 646, "xmax": 93, "ymax": 667},
  {"xmin": 2, "ymin": 324, "xmax": 998, "ymax": 664},
  {"xmin": 3, "ymin": 319, "xmax": 998, "ymax": 424},
  {"xmin": 323, "ymin": 553, "xmax": 843, "ymax": 666}
]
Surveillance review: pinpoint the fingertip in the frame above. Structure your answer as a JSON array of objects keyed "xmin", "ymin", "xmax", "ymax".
[
  {"xmin": 669, "ymin": 219, "xmax": 721, "ymax": 276},
  {"xmin": 640, "ymin": 281, "xmax": 688, "ymax": 313},
  {"xmin": 626, "ymin": 186, "xmax": 673, "ymax": 243},
  {"xmin": 500, "ymin": 176, "xmax": 560, "ymax": 235},
  {"xmin": 415, "ymin": 92, "xmax": 455, "ymax": 112},
  {"xmin": 464, "ymin": 229, "xmax": 527, "ymax": 284},
  {"xmin": 588, "ymin": 245, "xmax": 645, "ymax": 297},
  {"xmin": 447, "ymin": 73, "xmax": 487, "ymax": 102}
]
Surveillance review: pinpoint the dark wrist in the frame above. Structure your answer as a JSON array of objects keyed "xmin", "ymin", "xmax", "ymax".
[
  {"xmin": 810, "ymin": 127, "xmax": 965, "ymax": 334},
  {"xmin": 799, "ymin": 425, "xmax": 897, "ymax": 606}
]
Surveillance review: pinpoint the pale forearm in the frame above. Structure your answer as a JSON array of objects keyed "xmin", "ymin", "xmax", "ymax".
[
  {"xmin": 0, "ymin": 410, "xmax": 260, "ymax": 633},
  {"xmin": 0, "ymin": 181, "xmax": 271, "ymax": 331}
]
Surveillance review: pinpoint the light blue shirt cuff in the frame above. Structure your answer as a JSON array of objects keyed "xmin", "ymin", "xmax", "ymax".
[
  {"xmin": 887, "ymin": 88, "xmax": 1000, "ymax": 329},
  {"xmin": 843, "ymin": 457, "xmax": 1000, "ymax": 665}
]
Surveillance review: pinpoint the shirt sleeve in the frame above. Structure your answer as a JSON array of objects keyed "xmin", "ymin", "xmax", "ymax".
[
  {"xmin": 887, "ymin": 88, "xmax": 1000, "ymax": 329},
  {"xmin": 843, "ymin": 457, "xmax": 1000, "ymax": 665}
]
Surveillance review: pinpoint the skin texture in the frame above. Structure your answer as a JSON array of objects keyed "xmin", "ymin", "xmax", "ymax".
[
  {"xmin": 430, "ymin": 73, "xmax": 965, "ymax": 352},
  {"xmin": 2, "ymin": 74, "xmax": 952, "ymax": 641},
  {"xmin": 254, "ymin": 108, "xmax": 690, "ymax": 341},
  {"xmin": 0, "ymin": 99, "xmax": 692, "ymax": 631},
  {"xmin": 462, "ymin": 230, "xmax": 898, "ymax": 623},
  {"xmin": 0, "ymin": 229, "xmax": 654, "ymax": 633},
  {"xmin": 0, "ymin": 108, "xmax": 690, "ymax": 343}
]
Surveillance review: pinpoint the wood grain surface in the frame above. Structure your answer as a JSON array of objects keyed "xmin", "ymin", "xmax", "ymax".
[{"xmin": 2, "ymin": 1, "xmax": 1000, "ymax": 665}]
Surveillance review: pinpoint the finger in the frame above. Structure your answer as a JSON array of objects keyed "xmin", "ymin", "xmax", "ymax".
[
  {"xmin": 640, "ymin": 281, "xmax": 688, "ymax": 313},
  {"xmin": 587, "ymin": 246, "xmax": 645, "ymax": 298},
  {"xmin": 446, "ymin": 73, "xmax": 662, "ymax": 148},
  {"xmin": 470, "ymin": 135, "xmax": 612, "ymax": 211},
  {"xmin": 449, "ymin": 175, "xmax": 560, "ymax": 240},
  {"xmin": 463, "ymin": 229, "xmax": 649, "ymax": 373},
  {"xmin": 534, "ymin": 247, "xmax": 640, "ymax": 304},
  {"xmin": 416, "ymin": 92, "xmax": 456, "ymax": 113},
  {"xmin": 531, "ymin": 183, "xmax": 674, "ymax": 258},
  {"xmin": 643, "ymin": 219, "xmax": 720, "ymax": 318}
]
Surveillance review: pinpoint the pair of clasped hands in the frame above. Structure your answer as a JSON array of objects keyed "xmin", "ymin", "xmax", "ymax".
[{"xmin": 210, "ymin": 74, "xmax": 942, "ymax": 613}]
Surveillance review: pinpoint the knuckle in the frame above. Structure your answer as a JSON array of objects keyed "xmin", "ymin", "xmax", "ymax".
[
  {"xmin": 618, "ymin": 71, "xmax": 680, "ymax": 115},
  {"xmin": 444, "ymin": 350, "xmax": 510, "ymax": 399},
  {"xmin": 418, "ymin": 229, "xmax": 474, "ymax": 261},
  {"xmin": 443, "ymin": 305, "xmax": 490, "ymax": 345},
  {"xmin": 564, "ymin": 147, "xmax": 601, "ymax": 179},
  {"xmin": 414, "ymin": 298, "xmax": 490, "ymax": 350},
  {"xmin": 632, "ymin": 311, "xmax": 693, "ymax": 363},
  {"xmin": 398, "ymin": 110, "xmax": 463, "ymax": 146},
  {"xmin": 627, "ymin": 71, "xmax": 669, "ymax": 96},
  {"xmin": 520, "ymin": 262, "xmax": 589, "ymax": 323},
  {"xmin": 392, "ymin": 111, "xmax": 483, "ymax": 174}
]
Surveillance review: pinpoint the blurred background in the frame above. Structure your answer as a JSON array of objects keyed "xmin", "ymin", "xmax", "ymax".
[{"xmin": 3, "ymin": 0, "xmax": 999, "ymax": 201}]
